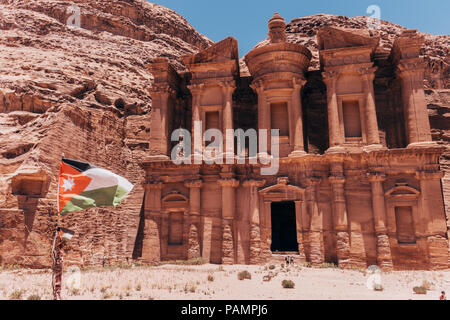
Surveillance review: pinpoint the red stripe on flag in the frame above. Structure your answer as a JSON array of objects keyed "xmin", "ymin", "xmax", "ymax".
[{"xmin": 58, "ymin": 161, "xmax": 92, "ymax": 214}]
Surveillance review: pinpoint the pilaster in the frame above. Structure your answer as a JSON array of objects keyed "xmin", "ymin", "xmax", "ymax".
[
  {"xmin": 289, "ymin": 78, "xmax": 307, "ymax": 157},
  {"xmin": 142, "ymin": 181, "xmax": 163, "ymax": 264},
  {"xmin": 218, "ymin": 178, "xmax": 239, "ymax": 264},
  {"xmin": 220, "ymin": 81, "xmax": 236, "ymax": 158},
  {"xmin": 415, "ymin": 166, "xmax": 448, "ymax": 270},
  {"xmin": 305, "ymin": 176, "xmax": 324, "ymax": 265},
  {"xmin": 243, "ymin": 179, "xmax": 266, "ymax": 264},
  {"xmin": 328, "ymin": 166, "xmax": 350, "ymax": 268},
  {"xmin": 367, "ymin": 171, "xmax": 393, "ymax": 271},
  {"xmin": 323, "ymin": 71, "xmax": 344, "ymax": 151},
  {"xmin": 251, "ymin": 81, "xmax": 270, "ymax": 156},
  {"xmin": 188, "ymin": 83, "xmax": 204, "ymax": 158},
  {"xmin": 360, "ymin": 67, "xmax": 382, "ymax": 148},
  {"xmin": 184, "ymin": 179, "xmax": 203, "ymax": 259}
]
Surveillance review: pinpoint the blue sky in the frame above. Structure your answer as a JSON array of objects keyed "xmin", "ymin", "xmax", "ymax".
[{"xmin": 152, "ymin": 0, "xmax": 449, "ymax": 56}]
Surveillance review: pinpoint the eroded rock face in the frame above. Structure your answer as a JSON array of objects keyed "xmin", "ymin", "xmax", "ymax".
[{"xmin": 0, "ymin": 0, "xmax": 211, "ymax": 268}]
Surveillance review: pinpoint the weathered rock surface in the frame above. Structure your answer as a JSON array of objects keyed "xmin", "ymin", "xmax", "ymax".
[{"xmin": 0, "ymin": 0, "xmax": 211, "ymax": 268}]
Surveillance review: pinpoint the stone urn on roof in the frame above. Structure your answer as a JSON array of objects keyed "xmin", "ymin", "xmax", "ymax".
[
  {"xmin": 268, "ymin": 12, "xmax": 287, "ymax": 43},
  {"xmin": 244, "ymin": 12, "xmax": 311, "ymax": 83}
]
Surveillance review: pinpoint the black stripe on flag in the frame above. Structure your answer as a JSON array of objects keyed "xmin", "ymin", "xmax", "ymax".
[
  {"xmin": 62, "ymin": 157, "xmax": 96, "ymax": 172},
  {"xmin": 57, "ymin": 227, "xmax": 75, "ymax": 240}
]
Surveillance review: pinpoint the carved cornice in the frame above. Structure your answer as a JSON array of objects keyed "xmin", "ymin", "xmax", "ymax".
[
  {"xmin": 184, "ymin": 179, "xmax": 203, "ymax": 188},
  {"xmin": 217, "ymin": 178, "xmax": 239, "ymax": 188}
]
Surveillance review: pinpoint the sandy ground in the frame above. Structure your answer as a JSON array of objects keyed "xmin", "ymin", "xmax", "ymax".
[{"xmin": 0, "ymin": 264, "xmax": 448, "ymax": 300}]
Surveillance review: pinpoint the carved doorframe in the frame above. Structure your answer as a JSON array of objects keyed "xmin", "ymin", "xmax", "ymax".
[
  {"xmin": 258, "ymin": 177, "xmax": 306, "ymax": 253},
  {"xmin": 161, "ymin": 191, "xmax": 189, "ymax": 260},
  {"xmin": 384, "ymin": 184, "xmax": 421, "ymax": 243}
]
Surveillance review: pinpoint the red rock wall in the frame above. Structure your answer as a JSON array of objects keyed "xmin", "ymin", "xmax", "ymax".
[{"xmin": 0, "ymin": 0, "xmax": 211, "ymax": 268}]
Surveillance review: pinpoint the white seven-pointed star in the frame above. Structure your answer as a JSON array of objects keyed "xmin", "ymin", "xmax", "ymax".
[{"xmin": 62, "ymin": 177, "xmax": 75, "ymax": 192}]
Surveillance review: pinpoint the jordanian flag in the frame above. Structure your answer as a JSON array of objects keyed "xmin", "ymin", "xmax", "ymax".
[
  {"xmin": 58, "ymin": 158, "xmax": 134, "ymax": 215},
  {"xmin": 57, "ymin": 227, "xmax": 75, "ymax": 241}
]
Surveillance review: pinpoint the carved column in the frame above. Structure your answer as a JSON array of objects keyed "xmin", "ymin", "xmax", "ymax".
[
  {"xmin": 415, "ymin": 167, "xmax": 448, "ymax": 270},
  {"xmin": 221, "ymin": 81, "xmax": 235, "ymax": 157},
  {"xmin": 184, "ymin": 179, "xmax": 202, "ymax": 260},
  {"xmin": 329, "ymin": 168, "xmax": 350, "ymax": 268},
  {"xmin": 252, "ymin": 81, "xmax": 270, "ymax": 155},
  {"xmin": 188, "ymin": 84, "xmax": 204, "ymax": 157},
  {"xmin": 367, "ymin": 172, "xmax": 393, "ymax": 271},
  {"xmin": 149, "ymin": 86, "xmax": 173, "ymax": 156},
  {"xmin": 243, "ymin": 179, "xmax": 265, "ymax": 264},
  {"xmin": 305, "ymin": 176, "xmax": 324, "ymax": 265},
  {"xmin": 289, "ymin": 78, "xmax": 307, "ymax": 157},
  {"xmin": 261, "ymin": 201, "xmax": 273, "ymax": 261},
  {"xmin": 361, "ymin": 67, "xmax": 381, "ymax": 147},
  {"xmin": 142, "ymin": 181, "xmax": 163, "ymax": 264},
  {"xmin": 218, "ymin": 178, "xmax": 239, "ymax": 264},
  {"xmin": 396, "ymin": 62, "xmax": 432, "ymax": 146},
  {"xmin": 294, "ymin": 200, "xmax": 306, "ymax": 262},
  {"xmin": 323, "ymin": 71, "xmax": 343, "ymax": 149}
]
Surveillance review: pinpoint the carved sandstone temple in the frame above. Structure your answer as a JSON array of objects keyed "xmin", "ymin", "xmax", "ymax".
[{"xmin": 138, "ymin": 14, "xmax": 449, "ymax": 270}]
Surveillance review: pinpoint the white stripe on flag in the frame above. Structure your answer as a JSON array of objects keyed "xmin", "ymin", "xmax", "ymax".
[
  {"xmin": 62, "ymin": 233, "xmax": 74, "ymax": 240},
  {"xmin": 83, "ymin": 168, "xmax": 133, "ymax": 192}
]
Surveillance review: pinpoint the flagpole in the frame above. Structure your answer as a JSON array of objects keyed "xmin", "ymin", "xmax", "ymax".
[
  {"xmin": 53, "ymin": 153, "xmax": 64, "ymax": 300},
  {"xmin": 57, "ymin": 153, "xmax": 64, "ymax": 217}
]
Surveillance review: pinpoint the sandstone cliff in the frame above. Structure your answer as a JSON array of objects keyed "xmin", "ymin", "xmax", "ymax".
[
  {"xmin": 0, "ymin": 0, "xmax": 211, "ymax": 268},
  {"xmin": 0, "ymin": 1, "xmax": 448, "ymax": 268}
]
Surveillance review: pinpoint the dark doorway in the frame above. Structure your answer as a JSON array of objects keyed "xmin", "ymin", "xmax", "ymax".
[{"xmin": 271, "ymin": 201, "xmax": 298, "ymax": 252}]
